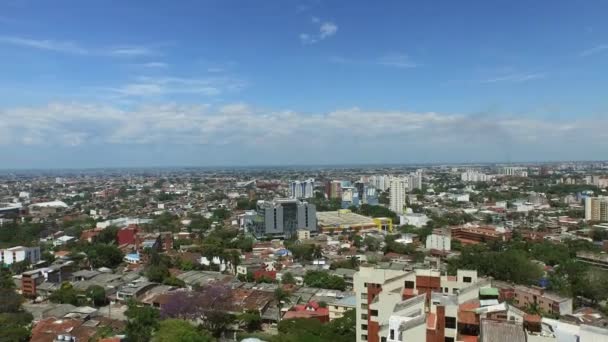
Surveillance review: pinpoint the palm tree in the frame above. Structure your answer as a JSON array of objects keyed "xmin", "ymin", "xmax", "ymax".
[{"xmin": 274, "ymin": 288, "xmax": 291, "ymax": 323}]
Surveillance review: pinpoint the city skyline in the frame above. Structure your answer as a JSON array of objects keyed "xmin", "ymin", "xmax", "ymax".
[{"xmin": 1, "ymin": 0, "xmax": 607, "ymax": 168}]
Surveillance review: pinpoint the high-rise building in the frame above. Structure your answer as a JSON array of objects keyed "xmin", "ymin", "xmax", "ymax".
[
  {"xmin": 247, "ymin": 199, "xmax": 316, "ymax": 238},
  {"xmin": 499, "ymin": 167, "xmax": 528, "ymax": 177},
  {"xmin": 289, "ymin": 178, "xmax": 314, "ymax": 199},
  {"xmin": 326, "ymin": 180, "xmax": 343, "ymax": 199},
  {"xmin": 585, "ymin": 197, "xmax": 608, "ymax": 222},
  {"xmin": 408, "ymin": 172, "xmax": 423, "ymax": 190},
  {"xmin": 461, "ymin": 170, "xmax": 494, "ymax": 182},
  {"xmin": 389, "ymin": 177, "xmax": 409, "ymax": 214},
  {"xmin": 369, "ymin": 175, "xmax": 390, "ymax": 191}
]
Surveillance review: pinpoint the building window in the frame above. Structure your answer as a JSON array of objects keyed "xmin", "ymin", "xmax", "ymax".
[
  {"xmin": 361, "ymin": 293, "xmax": 368, "ymax": 300},
  {"xmin": 370, "ymin": 310, "xmax": 378, "ymax": 317},
  {"xmin": 361, "ymin": 335, "xmax": 367, "ymax": 341},
  {"xmin": 445, "ymin": 316, "xmax": 456, "ymax": 329},
  {"xmin": 361, "ymin": 304, "xmax": 368, "ymax": 310},
  {"xmin": 361, "ymin": 324, "xmax": 368, "ymax": 330},
  {"xmin": 404, "ymin": 280, "xmax": 415, "ymax": 289},
  {"xmin": 361, "ymin": 313, "xmax": 368, "ymax": 320},
  {"xmin": 445, "ymin": 338, "xmax": 455, "ymax": 342},
  {"xmin": 463, "ymin": 276, "xmax": 472, "ymax": 283},
  {"xmin": 390, "ymin": 329, "xmax": 395, "ymax": 340},
  {"xmin": 381, "ymin": 337, "xmax": 387, "ymax": 342}
]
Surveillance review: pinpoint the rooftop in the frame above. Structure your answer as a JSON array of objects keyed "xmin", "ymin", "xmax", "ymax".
[{"xmin": 316, "ymin": 210, "xmax": 375, "ymax": 227}]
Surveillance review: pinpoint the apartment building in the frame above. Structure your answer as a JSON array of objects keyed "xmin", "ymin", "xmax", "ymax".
[
  {"xmin": 289, "ymin": 178, "xmax": 315, "ymax": 199},
  {"xmin": 584, "ymin": 197, "xmax": 608, "ymax": 222},
  {"xmin": 0, "ymin": 246, "xmax": 40, "ymax": 265},
  {"xmin": 354, "ymin": 266, "xmax": 489, "ymax": 342},
  {"xmin": 389, "ymin": 177, "xmax": 409, "ymax": 215},
  {"xmin": 495, "ymin": 282, "xmax": 573, "ymax": 317},
  {"xmin": 450, "ymin": 226, "xmax": 510, "ymax": 245}
]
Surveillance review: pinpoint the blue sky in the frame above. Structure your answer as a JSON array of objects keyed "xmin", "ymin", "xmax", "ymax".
[{"xmin": 1, "ymin": 0, "xmax": 607, "ymax": 168}]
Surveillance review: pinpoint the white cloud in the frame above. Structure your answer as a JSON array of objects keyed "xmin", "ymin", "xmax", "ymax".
[
  {"xmin": 330, "ymin": 53, "xmax": 419, "ymax": 69},
  {"xmin": 319, "ymin": 22, "xmax": 338, "ymax": 39},
  {"xmin": 110, "ymin": 75, "xmax": 245, "ymax": 97},
  {"xmin": 481, "ymin": 72, "xmax": 545, "ymax": 83},
  {"xmin": 300, "ymin": 19, "xmax": 338, "ymax": 44},
  {"xmin": 580, "ymin": 44, "xmax": 608, "ymax": 57},
  {"xmin": 0, "ymin": 35, "xmax": 157, "ymax": 57},
  {"xmin": 0, "ymin": 36, "xmax": 88, "ymax": 54},
  {"xmin": 107, "ymin": 46, "xmax": 157, "ymax": 57},
  {"xmin": 1, "ymin": 102, "xmax": 607, "ymax": 156},
  {"xmin": 138, "ymin": 62, "xmax": 168, "ymax": 68},
  {"xmin": 377, "ymin": 53, "xmax": 418, "ymax": 68}
]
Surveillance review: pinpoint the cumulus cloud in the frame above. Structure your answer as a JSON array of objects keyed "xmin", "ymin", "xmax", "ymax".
[
  {"xmin": 300, "ymin": 19, "xmax": 338, "ymax": 44},
  {"xmin": 1, "ymin": 102, "xmax": 606, "ymax": 164}
]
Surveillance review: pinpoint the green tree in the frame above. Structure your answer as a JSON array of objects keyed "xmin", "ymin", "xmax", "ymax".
[
  {"xmin": 153, "ymin": 319, "xmax": 213, "ymax": 342},
  {"xmin": 303, "ymin": 271, "xmax": 346, "ymax": 290},
  {"xmin": 87, "ymin": 285, "xmax": 107, "ymax": 306},
  {"xmin": 239, "ymin": 310, "xmax": 262, "ymax": 332},
  {"xmin": 49, "ymin": 282, "xmax": 80, "ymax": 306},
  {"xmin": 125, "ymin": 301, "xmax": 160, "ymax": 342},
  {"xmin": 87, "ymin": 244, "xmax": 124, "ymax": 268},
  {"xmin": 281, "ymin": 272, "xmax": 296, "ymax": 285},
  {"xmin": 0, "ymin": 267, "xmax": 32, "ymax": 342},
  {"xmin": 96, "ymin": 225, "xmax": 119, "ymax": 244}
]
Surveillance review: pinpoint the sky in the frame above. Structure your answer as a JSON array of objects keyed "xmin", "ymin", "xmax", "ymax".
[{"xmin": 0, "ymin": 0, "xmax": 607, "ymax": 168}]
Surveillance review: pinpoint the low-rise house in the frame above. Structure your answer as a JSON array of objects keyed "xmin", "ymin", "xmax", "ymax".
[{"xmin": 328, "ymin": 294, "xmax": 356, "ymax": 321}]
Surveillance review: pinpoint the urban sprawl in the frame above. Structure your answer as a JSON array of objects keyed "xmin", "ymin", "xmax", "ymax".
[{"xmin": 1, "ymin": 163, "xmax": 608, "ymax": 342}]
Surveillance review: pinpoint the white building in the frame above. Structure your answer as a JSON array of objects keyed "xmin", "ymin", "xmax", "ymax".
[
  {"xmin": 426, "ymin": 234, "xmax": 451, "ymax": 251},
  {"xmin": 390, "ymin": 177, "xmax": 409, "ymax": 214},
  {"xmin": 0, "ymin": 246, "xmax": 40, "ymax": 265},
  {"xmin": 448, "ymin": 193, "xmax": 470, "ymax": 202},
  {"xmin": 461, "ymin": 170, "xmax": 494, "ymax": 182},
  {"xmin": 369, "ymin": 175, "xmax": 390, "ymax": 191},
  {"xmin": 499, "ymin": 167, "xmax": 528, "ymax": 177},
  {"xmin": 289, "ymin": 178, "xmax": 315, "ymax": 199},
  {"xmin": 408, "ymin": 172, "xmax": 423, "ymax": 190},
  {"xmin": 399, "ymin": 213, "xmax": 429, "ymax": 228}
]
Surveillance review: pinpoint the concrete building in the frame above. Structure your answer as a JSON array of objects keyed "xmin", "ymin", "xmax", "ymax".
[
  {"xmin": 369, "ymin": 175, "xmax": 390, "ymax": 191},
  {"xmin": 328, "ymin": 295, "xmax": 356, "ymax": 321},
  {"xmin": 426, "ymin": 234, "xmax": 451, "ymax": 252},
  {"xmin": 390, "ymin": 177, "xmax": 409, "ymax": 215},
  {"xmin": 510, "ymin": 285, "xmax": 572, "ymax": 316},
  {"xmin": 461, "ymin": 170, "xmax": 494, "ymax": 183},
  {"xmin": 317, "ymin": 209, "xmax": 392, "ymax": 234},
  {"xmin": 248, "ymin": 199, "xmax": 316, "ymax": 238},
  {"xmin": 451, "ymin": 226, "xmax": 510, "ymax": 245},
  {"xmin": 355, "ymin": 266, "xmax": 490, "ymax": 342},
  {"xmin": 499, "ymin": 167, "xmax": 528, "ymax": 177},
  {"xmin": 584, "ymin": 197, "xmax": 608, "ymax": 222},
  {"xmin": 289, "ymin": 178, "xmax": 315, "ymax": 199},
  {"xmin": 408, "ymin": 172, "xmax": 423, "ymax": 190},
  {"xmin": 0, "ymin": 246, "xmax": 40, "ymax": 265},
  {"xmin": 326, "ymin": 180, "xmax": 343, "ymax": 199},
  {"xmin": 400, "ymin": 213, "xmax": 430, "ymax": 228}
]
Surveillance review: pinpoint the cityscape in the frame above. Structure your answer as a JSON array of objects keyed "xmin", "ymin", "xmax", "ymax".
[{"xmin": 1, "ymin": 1, "xmax": 608, "ymax": 342}]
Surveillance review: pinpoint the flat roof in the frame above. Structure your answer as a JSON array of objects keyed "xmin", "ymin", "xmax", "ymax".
[{"xmin": 316, "ymin": 211, "xmax": 375, "ymax": 227}]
